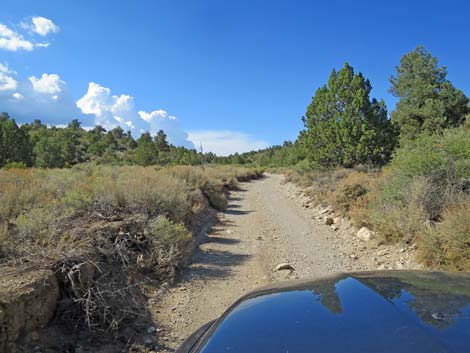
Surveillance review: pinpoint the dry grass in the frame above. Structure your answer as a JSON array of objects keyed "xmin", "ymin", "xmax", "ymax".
[
  {"xmin": 0, "ymin": 164, "xmax": 264, "ymax": 336},
  {"xmin": 0, "ymin": 164, "xmax": 264, "ymax": 260},
  {"xmin": 329, "ymin": 171, "xmax": 377, "ymax": 214},
  {"xmin": 284, "ymin": 168, "xmax": 351, "ymax": 205},
  {"xmin": 418, "ymin": 199, "xmax": 470, "ymax": 271}
]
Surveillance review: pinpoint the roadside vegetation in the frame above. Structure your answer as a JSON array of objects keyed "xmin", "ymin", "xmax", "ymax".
[
  {"xmin": 0, "ymin": 163, "xmax": 263, "ymax": 264},
  {"xmin": 0, "ymin": 164, "xmax": 263, "ymax": 347},
  {"xmin": 220, "ymin": 46, "xmax": 470, "ymax": 271}
]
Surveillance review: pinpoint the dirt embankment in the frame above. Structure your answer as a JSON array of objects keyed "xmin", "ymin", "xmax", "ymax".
[
  {"xmin": 153, "ymin": 174, "xmax": 421, "ymax": 351},
  {"xmin": 0, "ymin": 267, "xmax": 58, "ymax": 353}
]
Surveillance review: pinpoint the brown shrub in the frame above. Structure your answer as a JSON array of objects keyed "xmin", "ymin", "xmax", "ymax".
[
  {"xmin": 330, "ymin": 171, "xmax": 375, "ymax": 214},
  {"xmin": 348, "ymin": 195, "xmax": 371, "ymax": 228},
  {"xmin": 418, "ymin": 199, "xmax": 470, "ymax": 271},
  {"xmin": 284, "ymin": 168, "xmax": 352, "ymax": 205}
]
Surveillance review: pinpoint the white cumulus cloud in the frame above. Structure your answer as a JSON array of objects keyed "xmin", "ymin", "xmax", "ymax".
[
  {"xmin": 138, "ymin": 110, "xmax": 190, "ymax": 147},
  {"xmin": 0, "ymin": 23, "xmax": 35, "ymax": 51},
  {"xmin": 0, "ymin": 16, "xmax": 58, "ymax": 52},
  {"xmin": 31, "ymin": 17, "xmax": 60, "ymax": 36},
  {"xmin": 29, "ymin": 73, "xmax": 65, "ymax": 94},
  {"xmin": 76, "ymin": 82, "xmax": 137, "ymax": 130},
  {"xmin": 0, "ymin": 65, "xmax": 84, "ymax": 125},
  {"xmin": 187, "ymin": 130, "xmax": 268, "ymax": 156},
  {"xmin": 0, "ymin": 68, "xmax": 195, "ymax": 148},
  {"xmin": 77, "ymin": 82, "xmax": 194, "ymax": 147},
  {"xmin": 0, "ymin": 63, "xmax": 18, "ymax": 91}
]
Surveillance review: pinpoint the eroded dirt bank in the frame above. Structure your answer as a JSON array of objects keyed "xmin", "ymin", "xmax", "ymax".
[{"xmin": 152, "ymin": 174, "xmax": 421, "ymax": 351}]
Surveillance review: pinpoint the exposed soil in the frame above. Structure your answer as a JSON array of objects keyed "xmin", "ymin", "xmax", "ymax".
[
  {"xmin": 152, "ymin": 174, "xmax": 422, "ymax": 351},
  {"xmin": 0, "ymin": 266, "xmax": 59, "ymax": 353}
]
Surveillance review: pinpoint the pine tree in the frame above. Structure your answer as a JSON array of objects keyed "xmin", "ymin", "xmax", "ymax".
[
  {"xmin": 390, "ymin": 46, "xmax": 469, "ymax": 140},
  {"xmin": 134, "ymin": 132, "xmax": 158, "ymax": 166},
  {"xmin": 0, "ymin": 113, "xmax": 32, "ymax": 167},
  {"xmin": 155, "ymin": 130, "xmax": 170, "ymax": 152}
]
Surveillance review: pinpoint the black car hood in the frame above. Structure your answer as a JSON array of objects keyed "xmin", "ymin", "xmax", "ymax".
[{"xmin": 190, "ymin": 271, "xmax": 470, "ymax": 353}]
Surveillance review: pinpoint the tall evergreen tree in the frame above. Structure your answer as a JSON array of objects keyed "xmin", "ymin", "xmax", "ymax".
[
  {"xmin": 0, "ymin": 113, "xmax": 32, "ymax": 167},
  {"xmin": 302, "ymin": 63, "xmax": 397, "ymax": 168},
  {"xmin": 390, "ymin": 46, "xmax": 469, "ymax": 140},
  {"xmin": 134, "ymin": 132, "xmax": 158, "ymax": 166},
  {"xmin": 155, "ymin": 130, "xmax": 170, "ymax": 152},
  {"xmin": 33, "ymin": 132, "xmax": 65, "ymax": 168},
  {"xmin": 62, "ymin": 119, "xmax": 85, "ymax": 165}
]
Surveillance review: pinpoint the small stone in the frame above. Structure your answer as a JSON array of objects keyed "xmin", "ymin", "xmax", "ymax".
[
  {"xmin": 331, "ymin": 225, "xmax": 339, "ymax": 231},
  {"xmin": 377, "ymin": 264, "xmax": 386, "ymax": 270},
  {"xmin": 275, "ymin": 263, "xmax": 295, "ymax": 271},
  {"xmin": 325, "ymin": 217, "xmax": 334, "ymax": 226},
  {"xmin": 147, "ymin": 326, "xmax": 157, "ymax": 334},
  {"xmin": 357, "ymin": 227, "xmax": 375, "ymax": 241},
  {"xmin": 399, "ymin": 248, "xmax": 406, "ymax": 253},
  {"xmin": 30, "ymin": 331, "xmax": 40, "ymax": 342}
]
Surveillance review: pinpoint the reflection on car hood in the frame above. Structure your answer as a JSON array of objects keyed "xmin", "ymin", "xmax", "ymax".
[{"xmin": 192, "ymin": 271, "xmax": 470, "ymax": 353}]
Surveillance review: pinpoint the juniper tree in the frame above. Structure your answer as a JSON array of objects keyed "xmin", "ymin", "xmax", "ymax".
[{"xmin": 302, "ymin": 63, "xmax": 397, "ymax": 168}]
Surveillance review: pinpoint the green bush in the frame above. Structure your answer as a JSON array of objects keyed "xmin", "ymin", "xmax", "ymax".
[
  {"xmin": 2, "ymin": 162, "xmax": 27, "ymax": 169},
  {"xmin": 374, "ymin": 129, "xmax": 470, "ymax": 221},
  {"xmin": 365, "ymin": 128, "xmax": 470, "ymax": 242},
  {"xmin": 145, "ymin": 215, "xmax": 190, "ymax": 246},
  {"xmin": 389, "ymin": 128, "xmax": 470, "ymax": 214},
  {"xmin": 369, "ymin": 177, "xmax": 430, "ymax": 242}
]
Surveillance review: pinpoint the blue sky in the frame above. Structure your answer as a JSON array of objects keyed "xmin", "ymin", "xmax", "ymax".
[{"xmin": 1, "ymin": 0, "xmax": 469, "ymax": 155}]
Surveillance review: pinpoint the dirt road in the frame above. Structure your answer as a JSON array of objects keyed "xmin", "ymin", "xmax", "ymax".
[{"xmin": 152, "ymin": 174, "xmax": 420, "ymax": 351}]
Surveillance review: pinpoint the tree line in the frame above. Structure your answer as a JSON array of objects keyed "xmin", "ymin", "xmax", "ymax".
[
  {"xmin": 1, "ymin": 46, "xmax": 468, "ymax": 170},
  {"xmin": 220, "ymin": 46, "xmax": 469, "ymax": 167},
  {"xmin": 0, "ymin": 116, "xmax": 220, "ymax": 168}
]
